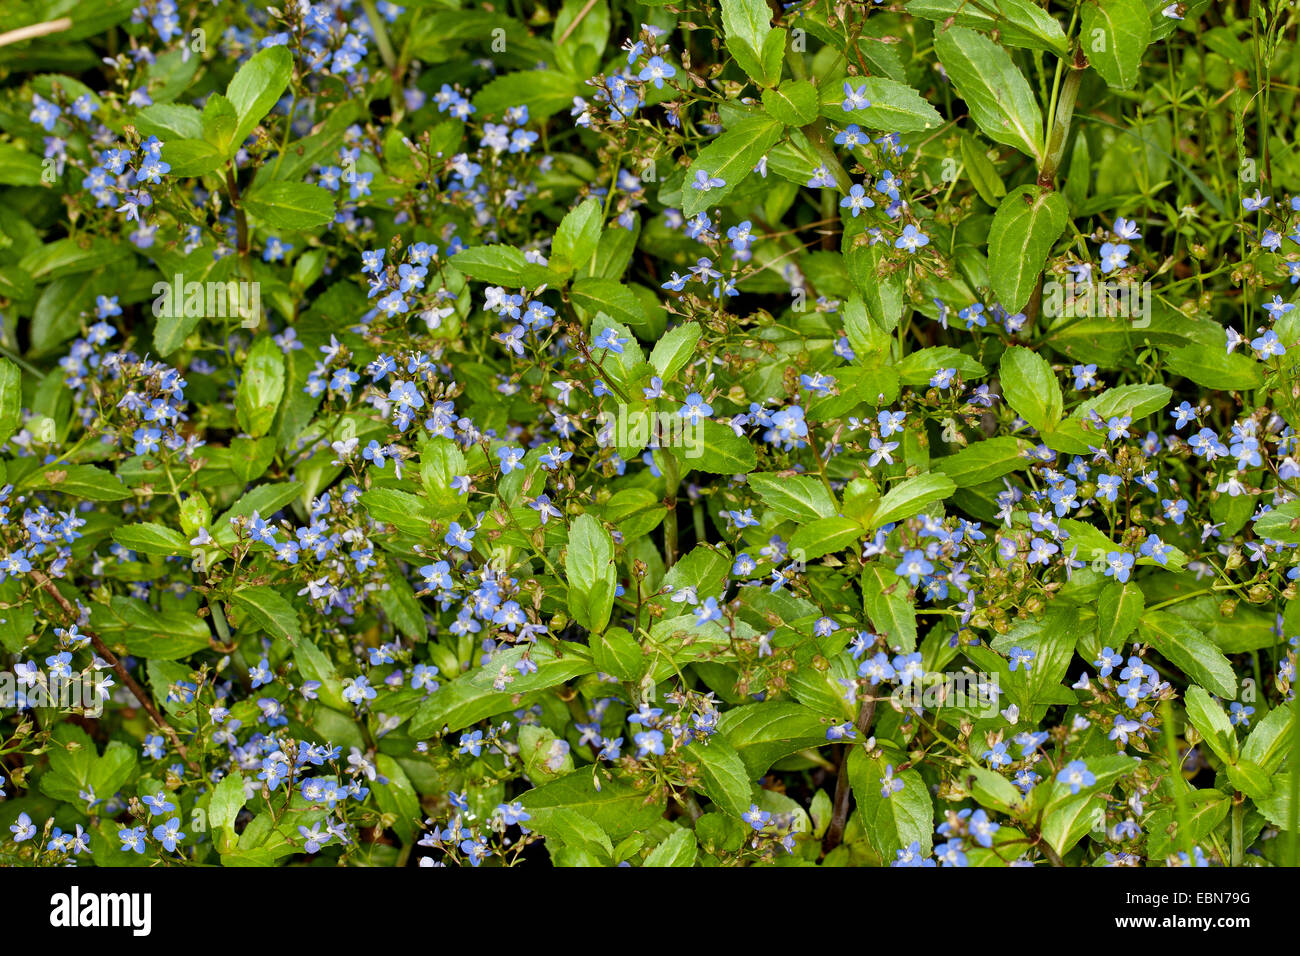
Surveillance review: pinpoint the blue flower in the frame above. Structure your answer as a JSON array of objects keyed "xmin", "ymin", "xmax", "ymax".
[{"xmin": 1057, "ymin": 760, "xmax": 1096, "ymax": 794}]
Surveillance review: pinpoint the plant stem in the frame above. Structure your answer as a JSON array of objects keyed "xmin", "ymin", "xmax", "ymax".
[
  {"xmin": 360, "ymin": 0, "xmax": 396, "ymax": 73},
  {"xmin": 30, "ymin": 571, "xmax": 201, "ymax": 776},
  {"xmin": 1231, "ymin": 798, "xmax": 1244, "ymax": 866},
  {"xmin": 822, "ymin": 694, "xmax": 877, "ymax": 854},
  {"xmin": 1039, "ymin": 48, "xmax": 1086, "ymax": 189},
  {"xmin": 662, "ymin": 453, "xmax": 680, "ymax": 567}
]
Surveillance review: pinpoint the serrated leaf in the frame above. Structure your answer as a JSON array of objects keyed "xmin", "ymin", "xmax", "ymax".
[
  {"xmin": 669, "ymin": 420, "xmax": 757, "ymax": 475},
  {"xmin": 241, "ymin": 181, "xmax": 336, "ymax": 230},
  {"xmin": 822, "ymin": 77, "xmax": 943, "ymax": 132},
  {"xmin": 988, "ymin": 185, "xmax": 1069, "ymax": 313},
  {"xmin": 848, "ymin": 749, "xmax": 933, "ymax": 859},
  {"xmin": 935, "ymin": 436, "xmax": 1030, "ymax": 487},
  {"xmin": 682, "ymin": 114, "xmax": 785, "ymax": 218},
  {"xmin": 226, "ymin": 45, "xmax": 293, "ymax": 152},
  {"xmin": 230, "ymin": 585, "xmax": 301, "ymax": 643},
  {"xmin": 762, "ymin": 80, "xmax": 819, "ymax": 126},
  {"xmin": 565, "ymin": 513, "xmax": 616, "ymax": 633},
  {"xmin": 999, "ymin": 346, "xmax": 1063, "ymax": 433},
  {"xmin": 862, "ymin": 563, "xmax": 918, "ymax": 650},
  {"xmin": 1082, "ymin": 0, "xmax": 1151, "ymax": 90},
  {"xmin": 871, "ymin": 472, "xmax": 955, "ymax": 528},
  {"xmin": 685, "ymin": 737, "xmax": 753, "ymax": 817},
  {"xmin": 410, "ymin": 642, "xmax": 595, "ymax": 735},
  {"xmin": 934, "ymin": 26, "xmax": 1044, "ymax": 161},
  {"xmin": 1141, "ymin": 611, "xmax": 1238, "ymax": 699},
  {"xmin": 747, "ymin": 472, "xmax": 838, "ymax": 522}
]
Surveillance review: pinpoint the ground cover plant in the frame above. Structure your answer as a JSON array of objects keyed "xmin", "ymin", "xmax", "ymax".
[{"xmin": 0, "ymin": 0, "xmax": 1297, "ymax": 869}]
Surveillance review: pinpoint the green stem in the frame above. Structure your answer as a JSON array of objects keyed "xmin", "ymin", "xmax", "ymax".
[
  {"xmin": 361, "ymin": 0, "xmax": 397, "ymax": 73},
  {"xmin": 1231, "ymin": 799, "xmax": 1244, "ymax": 866},
  {"xmin": 663, "ymin": 453, "xmax": 680, "ymax": 568},
  {"xmin": 1039, "ymin": 50, "xmax": 1085, "ymax": 188}
]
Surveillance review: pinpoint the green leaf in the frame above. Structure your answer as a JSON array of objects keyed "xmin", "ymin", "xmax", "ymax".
[
  {"xmin": 684, "ymin": 736, "xmax": 753, "ymax": 817},
  {"xmin": 1225, "ymin": 759, "xmax": 1271, "ymax": 802},
  {"xmin": 682, "ymin": 113, "xmax": 785, "ymax": 218},
  {"xmin": 1168, "ymin": 597, "xmax": 1275, "ymax": 653},
  {"xmin": 571, "ymin": 278, "xmax": 652, "ymax": 336},
  {"xmin": 669, "ymin": 420, "xmax": 757, "ymax": 475},
  {"xmin": 1082, "ymin": 0, "xmax": 1152, "ymax": 90},
  {"xmin": 410, "ymin": 642, "xmax": 595, "ymax": 735},
  {"xmin": 934, "ymin": 25, "xmax": 1044, "ymax": 161},
  {"xmin": 0, "ymin": 143, "xmax": 44, "ymax": 185},
  {"xmin": 591, "ymin": 626, "xmax": 644, "ymax": 682},
  {"xmin": 1241, "ymin": 703, "xmax": 1293, "ymax": 773},
  {"xmin": 552, "ymin": 197, "xmax": 602, "ymax": 276},
  {"xmin": 552, "ymin": 0, "xmax": 610, "ymax": 78},
  {"xmin": 996, "ymin": 0, "xmax": 1070, "ymax": 56},
  {"xmin": 214, "ymin": 482, "xmax": 303, "ymax": 544},
  {"xmin": 643, "ymin": 827, "xmax": 697, "ymax": 867},
  {"xmin": 209, "ymin": 771, "xmax": 246, "ymax": 837},
  {"xmin": 236, "ymin": 336, "xmax": 286, "ymax": 437},
  {"xmin": 1164, "ymin": 344, "xmax": 1265, "ymax": 390},
  {"xmin": 960, "ymin": 134, "xmax": 1007, "ymax": 206},
  {"xmin": 362, "ymin": 488, "xmax": 434, "ymax": 539},
  {"xmin": 848, "ymin": 748, "xmax": 934, "ymax": 859},
  {"xmin": 1096, "ymin": 581, "xmax": 1143, "ymax": 647},
  {"xmin": 230, "ymin": 585, "xmax": 301, "ymax": 643},
  {"xmin": 452, "ymin": 244, "xmax": 557, "ymax": 288},
  {"xmin": 990, "ymin": 604, "xmax": 1086, "ymax": 705},
  {"xmin": 0, "ymin": 359, "xmax": 22, "ymax": 447},
  {"xmin": 473, "ymin": 70, "xmax": 584, "ymax": 123},
  {"xmin": 719, "ymin": 0, "xmax": 783, "ymax": 86},
  {"xmin": 841, "ymin": 293, "xmax": 891, "ymax": 362},
  {"xmin": 89, "ymin": 596, "xmax": 212, "ymax": 660},
  {"xmin": 999, "ymin": 346, "xmax": 1063, "ymax": 433},
  {"xmin": 862, "ymin": 563, "xmax": 918, "ymax": 650},
  {"xmin": 241, "ymin": 182, "xmax": 336, "ymax": 230},
  {"xmin": 720, "ymin": 701, "xmax": 830, "ymax": 777},
  {"xmin": 160, "ymin": 138, "xmax": 225, "ymax": 177},
  {"xmin": 565, "ymin": 513, "xmax": 617, "ymax": 633},
  {"xmin": 1254, "ymin": 773, "xmax": 1300, "ymax": 831},
  {"xmin": 519, "ymin": 724, "xmax": 576, "ymax": 782},
  {"xmin": 1183, "ymin": 686, "xmax": 1236, "ymax": 765},
  {"xmin": 988, "ymin": 185, "xmax": 1069, "ymax": 312},
  {"xmin": 896, "ymin": 346, "xmax": 986, "ymax": 386},
  {"xmin": 1074, "ymin": 383, "xmax": 1172, "ymax": 423},
  {"xmin": 226, "ymin": 45, "xmax": 294, "ymax": 153},
  {"xmin": 30, "ymin": 464, "xmax": 131, "ymax": 501},
  {"xmin": 747, "ymin": 472, "xmax": 838, "ymax": 522},
  {"xmin": 822, "ymin": 77, "xmax": 943, "ymax": 133},
  {"xmin": 1141, "ymin": 611, "xmax": 1238, "ymax": 699},
  {"xmin": 374, "ymin": 755, "xmax": 421, "ymax": 843},
  {"xmin": 528, "ymin": 806, "xmax": 613, "ymax": 860},
  {"xmin": 519, "ymin": 769, "xmax": 665, "ymax": 839},
  {"xmin": 870, "ymin": 472, "xmax": 955, "ymax": 528},
  {"xmin": 935, "ymin": 436, "xmax": 1030, "ymax": 487},
  {"xmin": 294, "ymin": 638, "xmax": 346, "ymax": 711},
  {"xmin": 134, "ymin": 102, "xmax": 203, "ymax": 140},
  {"xmin": 762, "ymin": 80, "xmax": 819, "ymax": 126},
  {"xmin": 790, "ymin": 517, "xmax": 864, "ymax": 561},
  {"xmin": 1254, "ymin": 501, "xmax": 1300, "ymax": 544},
  {"xmin": 649, "ymin": 323, "xmax": 702, "ymax": 379},
  {"xmin": 112, "ymin": 522, "xmax": 190, "ymax": 557}
]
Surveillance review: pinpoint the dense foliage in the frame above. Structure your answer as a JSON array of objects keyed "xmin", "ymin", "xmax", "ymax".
[{"xmin": 0, "ymin": 0, "xmax": 1298, "ymax": 868}]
